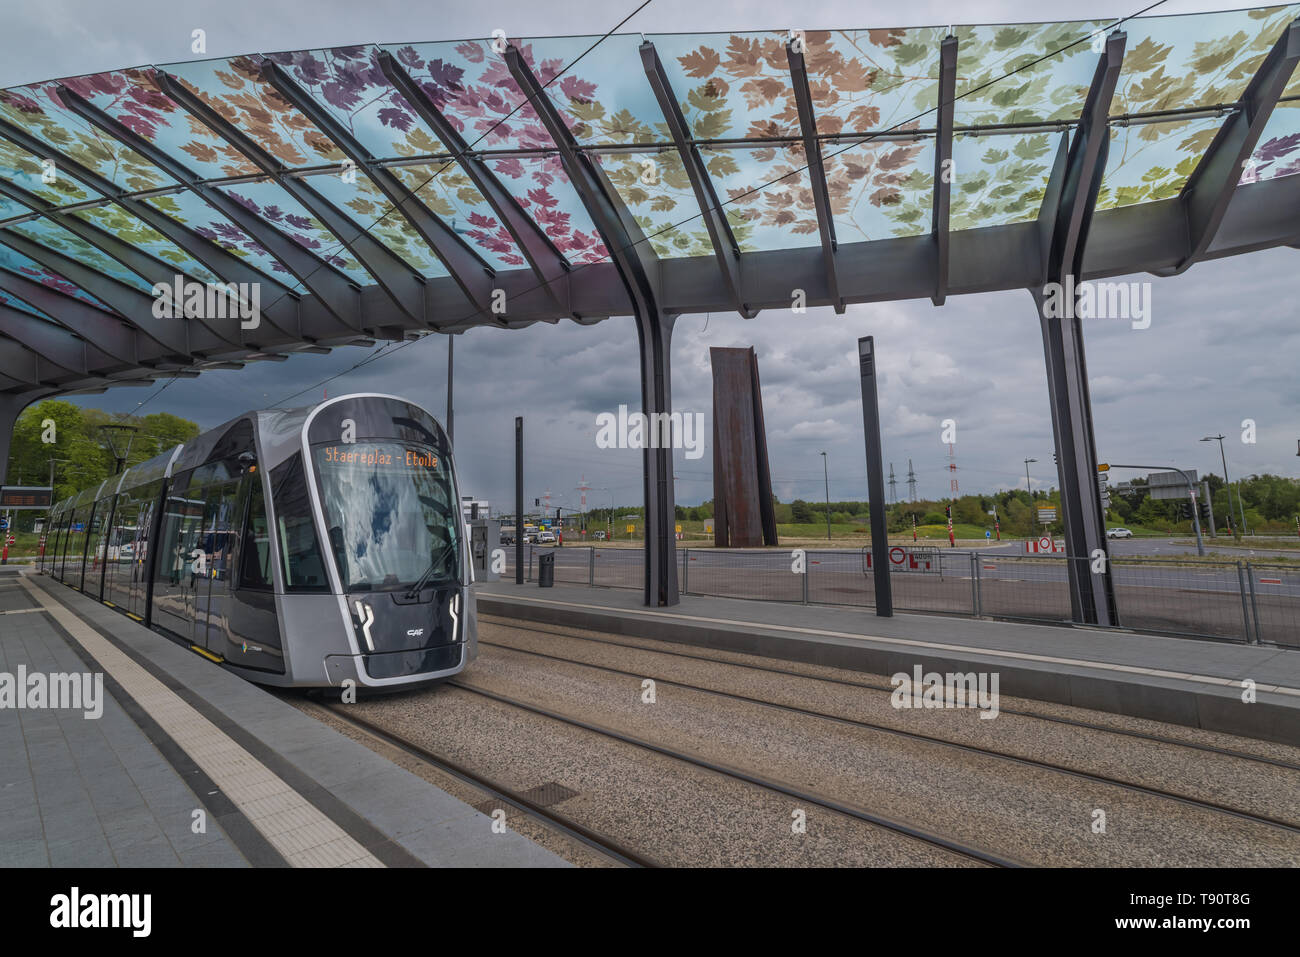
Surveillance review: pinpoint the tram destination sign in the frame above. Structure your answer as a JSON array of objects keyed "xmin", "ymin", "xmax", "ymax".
[{"xmin": 0, "ymin": 486, "xmax": 53, "ymax": 510}]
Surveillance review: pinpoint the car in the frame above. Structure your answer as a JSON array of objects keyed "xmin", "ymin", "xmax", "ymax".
[
  {"xmin": 1107, "ymin": 527, "xmax": 1133, "ymax": 539},
  {"xmin": 537, "ymin": 531, "xmax": 557, "ymax": 545},
  {"xmin": 499, "ymin": 530, "xmax": 514, "ymax": 546}
]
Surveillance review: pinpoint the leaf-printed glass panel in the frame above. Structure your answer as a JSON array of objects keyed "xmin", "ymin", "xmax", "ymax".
[
  {"xmin": 648, "ymin": 32, "xmax": 798, "ymax": 141},
  {"xmin": 952, "ymin": 20, "xmax": 1107, "ymax": 126},
  {"xmin": 529, "ymin": 34, "xmax": 666, "ymax": 147},
  {"xmin": 0, "ymin": 244, "xmax": 113, "ymax": 309},
  {"xmin": 0, "ymin": 194, "xmax": 32, "ymax": 221},
  {"xmin": 141, "ymin": 190, "xmax": 304, "ymax": 290},
  {"xmin": 70, "ymin": 205, "xmax": 221, "ymax": 284},
  {"xmin": 1245, "ymin": 98, "xmax": 1300, "ymax": 181},
  {"xmin": 216, "ymin": 180, "xmax": 372, "ymax": 283},
  {"xmin": 160, "ymin": 56, "xmax": 348, "ymax": 168},
  {"xmin": 595, "ymin": 152, "xmax": 715, "ymax": 258},
  {"xmin": 387, "ymin": 163, "xmax": 522, "ymax": 269},
  {"xmin": 307, "ymin": 170, "xmax": 450, "ymax": 277},
  {"xmin": 485, "ymin": 155, "xmax": 608, "ymax": 263},
  {"xmin": 379, "ymin": 39, "xmax": 589, "ymax": 152},
  {"xmin": 949, "ymin": 130, "xmax": 1058, "ymax": 228},
  {"xmin": 0, "ymin": 83, "xmax": 173, "ymax": 192},
  {"xmin": 6, "ymin": 218, "xmax": 157, "ymax": 293},
  {"xmin": 0, "ymin": 138, "xmax": 101, "ymax": 208},
  {"xmin": 0, "ymin": 287, "xmax": 54, "ymax": 320},
  {"xmin": 821, "ymin": 135, "xmax": 933, "ymax": 241},
  {"xmin": 1096, "ymin": 115, "xmax": 1222, "ymax": 210},
  {"xmin": 699, "ymin": 144, "xmax": 821, "ymax": 251},
  {"xmin": 62, "ymin": 69, "xmax": 260, "ymax": 181},
  {"xmin": 1111, "ymin": 5, "xmax": 1300, "ymax": 116},
  {"xmin": 801, "ymin": 28, "xmax": 949, "ymax": 135}
]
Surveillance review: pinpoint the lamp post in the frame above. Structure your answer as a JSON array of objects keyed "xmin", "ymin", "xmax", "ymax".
[
  {"xmin": 1201, "ymin": 434, "xmax": 1246, "ymax": 537},
  {"xmin": 820, "ymin": 451, "xmax": 831, "ymax": 541},
  {"xmin": 1024, "ymin": 458, "xmax": 1037, "ymax": 500}
]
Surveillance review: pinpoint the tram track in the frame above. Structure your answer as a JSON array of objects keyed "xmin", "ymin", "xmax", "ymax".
[
  {"xmin": 479, "ymin": 614, "xmax": 1300, "ymax": 773},
  {"xmin": 475, "ymin": 633, "xmax": 1300, "ymax": 838}
]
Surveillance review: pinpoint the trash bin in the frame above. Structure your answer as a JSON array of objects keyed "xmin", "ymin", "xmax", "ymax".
[{"xmin": 538, "ymin": 551, "xmax": 555, "ymax": 588}]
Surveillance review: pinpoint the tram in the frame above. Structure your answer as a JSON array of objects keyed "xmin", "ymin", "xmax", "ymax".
[{"xmin": 40, "ymin": 394, "xmax": 477, "ymax": 690}]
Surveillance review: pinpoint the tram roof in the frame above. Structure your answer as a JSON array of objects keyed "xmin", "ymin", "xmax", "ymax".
[{"xmin": 2, "ymin": 5, "xmax": 1300, "ymax": 398}]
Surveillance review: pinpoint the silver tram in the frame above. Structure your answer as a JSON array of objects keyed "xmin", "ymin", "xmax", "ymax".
[{"xmin": 40, "ymin": 394, "xmax": 477, "ymax": 689}]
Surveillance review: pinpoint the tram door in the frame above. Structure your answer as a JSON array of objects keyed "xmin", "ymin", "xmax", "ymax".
[
  {"xmin": 196, "ymin": 481, "xmax": 239, "ymax": 654},
  {"xmin": 152, "ymin": 477, "xmax": 206, "ymax": 641}
]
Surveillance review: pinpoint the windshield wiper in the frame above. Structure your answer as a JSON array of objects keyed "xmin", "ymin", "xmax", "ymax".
[{"xmin": 404, "ymin": 541, "xmax": 457, "ymax": 599}]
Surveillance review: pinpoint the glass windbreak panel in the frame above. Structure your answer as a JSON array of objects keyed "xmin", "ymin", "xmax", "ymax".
[
  {"xmin": 0, "ymin": 84, "xmax": 173, "ymax": 191},
  {"xmin": 308, "ymin": 171, "xmax": 449, "ymax": 277},
  {"xmin": 141, "ymin": 190, "xmax": 304, "ymax": 291},
  {"xmin": 312, "ymin": 441, "xmax": 461, "ymax": 591},
  {"xmin": 6, "ymin": 218, "xmax": 158, "ymax": 293},
  {"xmin": 1111, "ymin": 5, "xmax": 1300, "ymax": 116},
  {"xmin": 72, "ymin": 206, "xmax": 220, "ymax": 284},
  {"xmin": 0, "ymin": 245, "xmax": 113, "ymax": 309},
  {"xmin": 269, "ymin": 453, "xmax": 328, "ymax": 591},
  {"xmin": 950, "ymin": 130, "xmax": 1057, "ymax": 227},
  {"xmin": 648, "ymin": 32, "xmax": 799, "ymax": 141},
  {"xmin": 1245, "ymin": 100, "xmax": 1300, "ymax": 182},
  {"xmin": 485, "ymin": 155, "xmax": 607, "ymax": 263},
  {"xmin": 160, "ymin": 56, "xmax": 348, "ymax": 168},
  {"xmin": 952, "ymin": 20, "xmax": 1106, "ymax": 127},
  {"xmin": 0, "ymin": 138, "xmax": 103, "ymax": 207},
  {"xmin": 216, "ymin": 180, "xmax": 372, "ymax": 283},
  {"xmin": 596, "ymin": 151, "xmax": 715, "ymax": 258},
  {"xmin": 1096, "ymin": 115, "xmax": 1222, "ymax": 210},
  {"xmin": 62, "ymin": 69, "xmax": 261, "ymax": 181},
  {"xmin": 821, "ymin": 135, "xmax": 934, "ymax": 241},
  {"xmin": 699, "ymin": 144, "xmax": 821, "ymax": 251}
]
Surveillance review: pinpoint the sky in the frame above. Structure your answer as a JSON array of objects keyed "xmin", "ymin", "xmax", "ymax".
[{"xmin": 6, "ymin": 0, "xmax": 1298, "ymax": 511}]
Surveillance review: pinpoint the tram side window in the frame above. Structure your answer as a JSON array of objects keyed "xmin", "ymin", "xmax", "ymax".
[
  {"xmin": 269, "ymin": 454, "xmax": 328, "ymax": 591},
  {"xmin": 238, "ymin": 473, "xmax": 273, "ymax": 590}
]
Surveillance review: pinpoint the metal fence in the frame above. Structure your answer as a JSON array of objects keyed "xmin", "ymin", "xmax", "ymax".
[{"xmin": 503, "ymin": 546, "xmax": 1299, "ymax": 648}]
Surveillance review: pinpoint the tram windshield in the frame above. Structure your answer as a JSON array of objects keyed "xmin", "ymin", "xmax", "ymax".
[{"xmin": 312, "ymin": 441, "xmax": 461, "ymax": 591}]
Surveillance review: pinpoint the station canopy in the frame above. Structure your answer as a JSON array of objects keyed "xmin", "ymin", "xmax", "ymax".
[{"xmin": 1, "ymin": 4, "xmax": 1299, "ymax": 397}]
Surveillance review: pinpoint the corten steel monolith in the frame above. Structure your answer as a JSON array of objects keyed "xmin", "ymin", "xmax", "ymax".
[
  {"xmin": 858, "ymin": 337, "xmax": 893, "ymax": 617},
  {"xmin": 711, "ymin": 347, "xmax": 778, "ymax": 548}
]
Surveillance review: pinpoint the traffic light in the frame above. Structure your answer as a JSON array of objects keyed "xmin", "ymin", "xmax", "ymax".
[
  {"xmin": 1178, "ymin": 501, "xmax": 1194, "ymax": 520},
  {"xmin": 1198, "ymin": 500, "xmax": 1211, "ymax": 526}
]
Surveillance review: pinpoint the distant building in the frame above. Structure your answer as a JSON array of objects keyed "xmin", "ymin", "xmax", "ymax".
[{"xmin": 461, "ymin": 496, "xmax": 489, "ymax": 520}]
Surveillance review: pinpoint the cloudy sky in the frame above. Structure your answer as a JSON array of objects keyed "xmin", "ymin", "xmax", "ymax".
[{"xmin": 9, "ymin": 0, "xmax": 1298, "ymax": 510}]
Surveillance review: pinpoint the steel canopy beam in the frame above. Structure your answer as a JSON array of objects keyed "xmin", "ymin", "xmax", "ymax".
[
  {"xmin": 1163, "ymin": 16, "xmax": 1300, "ymax": 274},
  {"xmin": 785, "ymin": 38, "xmax": 843, "ymax": 314},
  {"xmin": 505, "ymin": 42, "xmax": 678, "ymax": 607},
  {"xmin": 0, "ymin": 305, "xmax": 97, "ymax": 374},
  {"xmin": 1031, "ymin": 31, "xmax": 1125, "ymax": 628},
  {"xmin": 260, "ymin": 59, "xmax": 499, "ymax": 321},
  {"xmin": 53, "ymin": 85, "xmax": 366, "ymax": 334},
  {"xmin": 377, "ymin": 50, "xmax": 571, "ymax": 316},
  {"xmin": 641, "ymin": 40, "xmax": 754, "ymax": 318},
  {"xmin": 153, "ymin": 69, "xmax": 429, "ymax": 327},
  {"xmin": 0, "ymin": 271, "xmax": 138, "ymax": 363},
  {"xmin": 932, "ymin": 35, "xmax": 958, "ymax": 306}
]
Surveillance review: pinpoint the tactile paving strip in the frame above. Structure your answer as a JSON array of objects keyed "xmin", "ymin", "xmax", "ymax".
[{"xmin": 21, "ymin": 576, "xmax": 383, "ymax": 868}]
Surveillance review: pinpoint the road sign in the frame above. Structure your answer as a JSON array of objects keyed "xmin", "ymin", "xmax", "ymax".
[
  {"xmin": 985, "ymin": 530, "xmax": 992, "ymax": 539},
  {"xmin": 1037, "ymin": 506, "xmax": 1057, "ymax": 523},
  {"xmin": 625, "ymin": 524, "xmax": 635, "ymax": 534},
  {"xmin": 1148, "ymin": 470, "xmax": 1197, "ymax": 500},
  {"xmin": 1039, "ymin": 535, "xmax": 1052, "ymax": 550},
  {"xmin": 1097, "ymin": 463, "xmax": 1110, "ymax": 472}
]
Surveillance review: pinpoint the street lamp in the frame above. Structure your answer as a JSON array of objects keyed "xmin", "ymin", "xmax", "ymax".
[
  {"xmin": 1024, "ymin": 458, "xmax": 1037, "ymax": 499},
  {"xmin": 820, "ymin": 451, "xmax": 831, "ymax": 541},
  {"xmin": 1201, "ymin": 434, "xmax": 1247, "ymax": 536}
]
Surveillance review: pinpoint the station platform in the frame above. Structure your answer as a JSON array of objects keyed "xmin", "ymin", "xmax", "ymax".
[
  {"xmin": 0, "ymin": 567, "xmax": 566, "ymax": 868},
  {"xmin": 477, "ymin": 580, "xmax": 1300, "ymax": 747}
]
